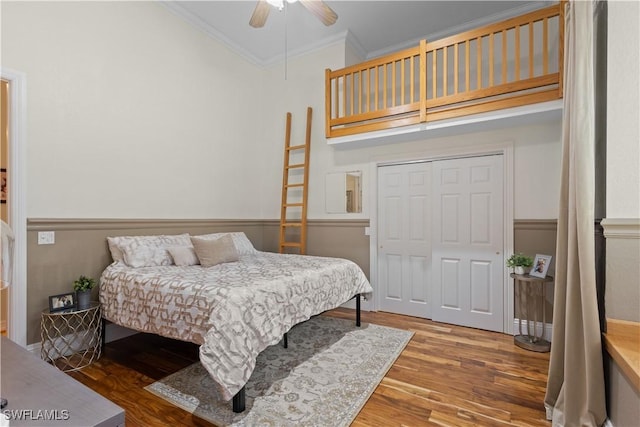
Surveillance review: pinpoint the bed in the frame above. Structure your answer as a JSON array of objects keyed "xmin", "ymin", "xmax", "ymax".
[{"xmin": 99, "ymin": 232, "xmax": 373, "ymax": 412}]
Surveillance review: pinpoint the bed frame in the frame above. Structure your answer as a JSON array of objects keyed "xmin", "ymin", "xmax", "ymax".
[
  {"xmin": 100, "ymin": 293, "xmax": 362, "ymax": 414},
  {"xmin": 231, "ymin": 293, "xmax": 362, "ymax": 413}
]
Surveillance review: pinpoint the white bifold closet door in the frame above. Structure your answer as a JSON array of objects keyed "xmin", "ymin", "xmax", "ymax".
[
  {"xmin": 377, "ymin": 154, "xmax": 504, "ymax": 332},
  {"xmin": 377, "ymin": 162, "xmax": 432, "ymax": 318},
  {"xmin": 431, "ymin": 155, "xmax": 504, "ymax": 332}
]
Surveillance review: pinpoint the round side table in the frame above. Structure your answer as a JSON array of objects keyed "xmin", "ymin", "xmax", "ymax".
[
  {"xmin": 40, "ymin": 302, "xmax": 102, "ymax": 372},
  {"xmin": 511, "ymin": 273, "xmax": 554, "ymax": 352}
]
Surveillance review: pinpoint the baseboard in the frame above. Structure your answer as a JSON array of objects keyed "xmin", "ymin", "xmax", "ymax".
[
  {"xmin": 0, "ymin": 320, "xmax": 6, "ymax": 333},
  {"xmin": 26, "ymin": 341, "xmax": 41, "ymax": 355},
  {"xmin": 513, "ymin": 318, "xmax": 553, "ymax": 342}
]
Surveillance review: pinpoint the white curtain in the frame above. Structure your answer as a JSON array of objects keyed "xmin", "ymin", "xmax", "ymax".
[{"xmin": 543, "ymin": 1, "xmax": 607, "ymax": 425}]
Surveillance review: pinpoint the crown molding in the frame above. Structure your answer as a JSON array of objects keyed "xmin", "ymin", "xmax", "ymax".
[
  {"xmin": 159, "ymin": 1, "xmax": 265, "ymax": 66},
  {"xmin": 345, "ymin": 30, "xmax": 367, "ymax": 62}
]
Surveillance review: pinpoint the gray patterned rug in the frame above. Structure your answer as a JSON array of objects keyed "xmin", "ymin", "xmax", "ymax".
[{"xmin": 145, "ymin": 315, "xmax": 413, "ymax": 426}]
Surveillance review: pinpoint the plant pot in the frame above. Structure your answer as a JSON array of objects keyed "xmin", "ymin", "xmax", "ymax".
[
  {"xmin": 514, "ymin": 266, "xmax": 526, "ymax": 275},
  {"xmin": 76, "ymin": 290, "xmax": 92, "ymax": 309}
]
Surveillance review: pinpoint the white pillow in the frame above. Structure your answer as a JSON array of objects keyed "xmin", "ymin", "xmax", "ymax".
[
  {"xmin": 107, "ymin": 233, "xmax": 191, "ymax": 266},
  {"xmin": 192, "ymin": 232, "xmax": 257, "ymax": 255},
  {"xmin": 167, "ymin": 246, "xmax": 200, "ymax": 266},
  {"xmin": 121, "ymin": 245, "xmax": 170, "ymax": 268}
]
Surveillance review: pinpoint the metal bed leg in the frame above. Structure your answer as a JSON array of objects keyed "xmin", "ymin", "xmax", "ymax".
[
  {"xmin": 101, "ymin": 318, "xmax": 106, "ymax": 352},
  {"xmin": 232, "ymin": 387, "xmax": 246, "ymax": 413},
  {"xmin": 356, "ymin": 294, "xmax": 361, "ymax": 327},
  {"xmin": 283, "ymin": 332, "xmax": 288, "ymax": 348}
]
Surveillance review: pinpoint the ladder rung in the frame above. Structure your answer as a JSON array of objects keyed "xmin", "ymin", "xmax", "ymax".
[
  {"xmin": 285, "ymin": 184, "xmax": 304, "ymax": 188},
  {"xmin": 286, "ymin": 144, "xmax": 306, "ymax": 151},
  {"xmin": 284, "ymin": 203, "xmax": 304, "ymax": 207},
  {"xmin": 281, "ymin": 222, "xmax": 302, "ymax": 227},
  {"xmin": 286, "ymin": 163, "xmax": 305, "ymax": 169},
  {"xmin": 280, "ymin": 242, "xmax": 302, "ymax": 247}
]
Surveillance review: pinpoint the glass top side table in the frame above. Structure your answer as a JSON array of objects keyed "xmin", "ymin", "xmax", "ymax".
[
  {"xmin": 40, "ymin": 302, "xmax": 102, "ymax": 372},
  {"xmin": 511, "ymin": 273, "xmax": 554, "ymax": 352}
]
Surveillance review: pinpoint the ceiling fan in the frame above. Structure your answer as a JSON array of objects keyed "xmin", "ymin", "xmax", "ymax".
[{"xmin": 249, "ymin": 0, "xmax": 338, "ymax": 28}]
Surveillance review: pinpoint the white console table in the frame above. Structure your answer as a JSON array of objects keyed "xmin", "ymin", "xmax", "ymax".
[{"xmin": 0, "ymin": 337, "xmax": 125, "ymax": 426}]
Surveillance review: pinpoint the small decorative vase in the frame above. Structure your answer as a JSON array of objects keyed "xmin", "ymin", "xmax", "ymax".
[
  {"xmin": 514, "ymin": 266, "xmax": 525, "ymax": 275},
  {"xmin": 76, "ymin": 290, "xmax": 92, "ymax": 309}
]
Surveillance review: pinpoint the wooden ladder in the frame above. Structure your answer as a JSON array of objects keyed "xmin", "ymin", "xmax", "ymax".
[{"xmin": 279, "ymin": 107, "xmax": 312, "ymax": 254}]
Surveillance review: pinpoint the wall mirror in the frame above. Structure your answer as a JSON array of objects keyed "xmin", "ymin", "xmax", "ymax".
[{"xmin": 325, "ymin": 171, "xmax": 362, "ymax": 213}]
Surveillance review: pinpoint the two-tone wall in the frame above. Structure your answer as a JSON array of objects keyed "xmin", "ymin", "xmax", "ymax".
[{"xmin": 3, "ymin": 2, "xmax": 561, "ymax": 347}]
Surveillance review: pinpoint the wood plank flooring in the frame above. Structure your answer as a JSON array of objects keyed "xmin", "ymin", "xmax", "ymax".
[{"xmin": 67, "ymin": 309, "xmax": 551, "ymax": 426}]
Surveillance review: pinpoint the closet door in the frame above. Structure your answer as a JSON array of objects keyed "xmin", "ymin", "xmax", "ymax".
[
  {"xmin": 431, "ymin": 155, "xmax": 504, "ymax": 332},
  {"xmin": 377, "ymin": 162, "xmax": 432, "ymax": 318}
]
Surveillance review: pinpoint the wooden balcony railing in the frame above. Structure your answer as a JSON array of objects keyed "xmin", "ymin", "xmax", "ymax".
[{"xmin": 326, "ymin": 3, "xmax": 564, "ymax": 138}]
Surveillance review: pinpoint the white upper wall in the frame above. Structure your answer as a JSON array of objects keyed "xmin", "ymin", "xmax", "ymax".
[
  {"xmin": 607, "ymin": 1, "xmax": 640, "ymax": 219},
  {"xmin": 1, "ymin": 1, "xmax": 562, "ymax": 221},
  {"xmin": 2, "ymin": 1, "xmax": 265, "ymax": 218}
]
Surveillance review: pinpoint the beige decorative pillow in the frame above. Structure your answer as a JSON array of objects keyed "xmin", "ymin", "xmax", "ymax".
[
  {"xmin": 192, "ymin": 232, "xmax": 257, "ymax": 255},
  {"xmin": 167, "ymin": 246, "xmax": 200, "ymax": 266},
  {"xmin": 190, "ymin": 235, "xmax": 239, "ymax": 267}
]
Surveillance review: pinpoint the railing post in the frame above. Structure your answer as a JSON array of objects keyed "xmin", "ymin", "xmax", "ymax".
[
  {"xmin": 558, "ymin": 0, "xmax": 566, "ymax": 98},
  {"xmin": 420, "ymin": 39, "xmax": 427, "ymax": 123},
  {"xmin": 325, "ymin": 68, "xmax": 332, "ymax": 138}
]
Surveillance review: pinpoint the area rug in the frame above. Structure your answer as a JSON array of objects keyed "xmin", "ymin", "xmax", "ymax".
[{"xmin": 145, "ymin": 315, "xmax": 413, "ymax": 426}]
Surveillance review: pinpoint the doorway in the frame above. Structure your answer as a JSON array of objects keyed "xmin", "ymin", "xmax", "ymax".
[
  {"xmin": 1, "ymin": 79, "xmax": 8, "ymax": 335},
  {"xmin": 1, "ymin": 68, "xmax": 27, "ymax": 346},
  {"xmin": 376, "ymin": 153, "xmax": 507, "ymax": 333}
]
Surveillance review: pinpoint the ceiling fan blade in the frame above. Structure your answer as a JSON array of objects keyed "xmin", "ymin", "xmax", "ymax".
[
  {"xmin": 299, "ymin": 0, "xmax": 338, "ymax": 26},
  {"xmin": 249, "ymin": 0, "xmax": 271, "ymax": 28}
]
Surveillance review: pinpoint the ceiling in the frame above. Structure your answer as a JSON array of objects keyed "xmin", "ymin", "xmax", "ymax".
[{"xmin": 162, "ymin": 0, "xmax": 549, "ymax": 66}]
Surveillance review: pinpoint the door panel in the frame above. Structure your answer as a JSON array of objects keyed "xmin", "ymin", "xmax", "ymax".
[
  {"xmin": 378, "ymin": 162, "xmax": 431, "ymax": 318},
  {"xmin": 432, "ymin": 155, "xmax": 504, "ymax": 332}
]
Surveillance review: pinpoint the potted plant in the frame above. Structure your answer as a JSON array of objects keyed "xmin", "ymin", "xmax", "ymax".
[
  {"xmin": 506, "ymin": 253, "xmax": 534, "ymax": 275},
  {"xmin": 73, "ymin": 275, "xmax": 96, "ymax": 309}
]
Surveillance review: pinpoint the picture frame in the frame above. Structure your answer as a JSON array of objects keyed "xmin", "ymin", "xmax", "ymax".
[
  {"xmin": 1, "ymin": 168, "xmax": 6, "ymax": 204},
  {"xmin": 49, "ymin": 292, "xmax": 76, "ymax": 312},
  {"xmin": 530, "ymin": 254, "xmax": 552, "ymax": 278}
]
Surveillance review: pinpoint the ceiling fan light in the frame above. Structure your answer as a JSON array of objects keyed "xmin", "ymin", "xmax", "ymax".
[{"xmin": 266, "ymin": 0, "xmax": 284, "ymax": 10}]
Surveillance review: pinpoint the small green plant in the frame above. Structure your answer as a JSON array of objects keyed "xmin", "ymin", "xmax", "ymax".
[
  {"xmin": 506, "ymin": 253, "xmax": 534, "ymax": 268},
  {"xmin": 73, "ymin": 275, "xmax": 96, "ymax": 292}
]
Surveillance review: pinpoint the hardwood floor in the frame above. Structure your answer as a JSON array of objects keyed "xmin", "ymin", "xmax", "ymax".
[{"xmin": 68, "ymin": 309, "xmax": 551, "ymax": 426}]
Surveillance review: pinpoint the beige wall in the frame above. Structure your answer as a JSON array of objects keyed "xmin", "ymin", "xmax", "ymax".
[
  {"xmin": 1, "ymin": 1, "xmax": 265, "ymax": 219},
  {"xmin": 1, "ymin": 1, "xmax": 562, "ymax": 223}
]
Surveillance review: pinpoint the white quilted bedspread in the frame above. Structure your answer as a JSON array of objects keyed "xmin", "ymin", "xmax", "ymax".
[{"xmin": 99, "ymin": 252, "xmax": 372, "ymax": 400}]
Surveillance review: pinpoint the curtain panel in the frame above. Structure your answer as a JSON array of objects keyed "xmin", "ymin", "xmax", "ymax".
[{"xmin": 543, "ymin": 1, "xmax": 607, "ymax": 426}]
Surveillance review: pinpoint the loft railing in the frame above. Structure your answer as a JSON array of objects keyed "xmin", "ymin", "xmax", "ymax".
[{"xmin": 325, "ymin": 3, "xmax": 564, "ymax": 138}]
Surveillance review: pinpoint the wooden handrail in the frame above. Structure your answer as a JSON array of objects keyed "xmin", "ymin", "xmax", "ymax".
[{"xmin": 326, "ymin": 2, "xmax": 563, "ymax": 138}]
